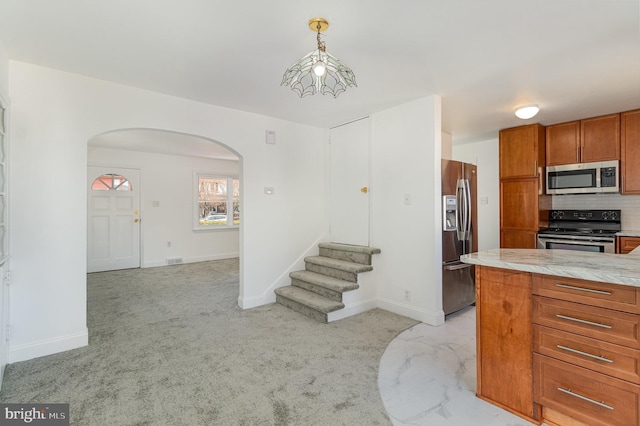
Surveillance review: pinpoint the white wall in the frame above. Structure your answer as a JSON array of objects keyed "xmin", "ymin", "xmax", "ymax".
[
  {"xmin": 372, "ymin": 96, "xmax": 444, "ymax": 325},
  {"xmin": 452, "ymin": 138, "xmax": 501, "ymax": 250},
  {"xmin": 0, "ymin": 41, "xmax": 8, "ymax": 386},
  {"xmin": 88, "ymin": 147, "xmax": 240, "ymax": 267},
  {"xmin": 0, "ymin": 41, "xmax": 8, "ymax": 96},
  {"xmin": 441, "ymin": 132, "xmax": 452, "ymax": 160},
  {"xmin": 8, "ymin": 61, "xmax": 327, "ymax": 362}
]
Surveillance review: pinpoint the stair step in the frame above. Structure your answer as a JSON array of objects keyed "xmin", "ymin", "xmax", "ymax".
[
  {"xmin": 290, "ymin": 270, "xmax": 359, "ymax": 301},
  {"xmin": 304, "ymin": 256, "xmax": 373, "ymax": 274},
  {"xmin": 304, "ymin": 256, "xmax": 373, "ymax": 283},
  {"xmin": 319, "ymin": 243, "xmax": 381, "ymax": 255},
  {"xmin": 275, "ymin": 286, "xmax": 344, "ymax": 323},
  {"xmin": 275, "ymin": 243, "xmax": 382, "ymax": 323},
  {"xmin": 318, "ymin": 243, "xmax": 381, "ymax": 265}
]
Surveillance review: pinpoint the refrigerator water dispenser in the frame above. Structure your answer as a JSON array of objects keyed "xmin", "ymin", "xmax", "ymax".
[{"xmin": 443, "ymin": 195, "xmax": 457, "ymax": 231}]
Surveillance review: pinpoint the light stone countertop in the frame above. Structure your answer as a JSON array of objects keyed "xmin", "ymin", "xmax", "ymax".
[{"xmin": 461, "ymin": 248, "xmax": 640, "ymax": 287}]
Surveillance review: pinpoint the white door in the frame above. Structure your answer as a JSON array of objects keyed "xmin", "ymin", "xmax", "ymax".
[
  {"xmin": 330, "ymin": 117, "xmax": 370, "ymax": 246},
  {"xmin": 87, "ymin": 166, "xmax": 141, "ymax": 272}
]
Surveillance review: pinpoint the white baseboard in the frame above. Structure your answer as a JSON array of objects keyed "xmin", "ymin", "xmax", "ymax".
[
  {"xmin": 142, "ymin": 252, "xmax": 239, "ymax": 268},
  {"xmin": 9, "ymin": 329, "xmax": 89, "ymax": 363},
  {"xmin": 327, "ymin": 298, "xmax": 377, "ymax": 322},
  {"xmin": 238, "ymin": 292, "xmax": 276, "ymax": 310},
  {"xmin": 377, "ymin": 298, "xmax": 445, "ymax": 326}
]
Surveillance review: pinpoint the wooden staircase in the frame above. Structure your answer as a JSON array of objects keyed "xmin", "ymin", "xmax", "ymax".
[{"xmin": 274, "ymin": 243, "xmax": 380, "ymax": 323}]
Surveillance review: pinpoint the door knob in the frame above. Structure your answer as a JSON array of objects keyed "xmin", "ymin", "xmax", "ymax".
[
  {"xmin": 361, "ymin": 187, "xmax": 368, "ymax": 194},
  {"xmin": 134, "ymin": 218, "xmax": 140, "ymax": 223}
]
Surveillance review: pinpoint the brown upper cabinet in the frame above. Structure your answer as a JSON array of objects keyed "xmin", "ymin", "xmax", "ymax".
[
  {"xmin": 546, "ymin": 113, "xmax": 620, "ymax": 166},
  {"xmin": 499, "ymin": 124, "xmax": 545, "ymax": 179},
  {"xmin": 621, "ymin": 109, "xmax": 640, "ymax": 194}
]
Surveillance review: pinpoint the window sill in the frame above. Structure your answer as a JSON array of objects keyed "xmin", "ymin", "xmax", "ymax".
[{"xmin": 193, "ymin": 225, "xmax": 239, "ymax": 233}]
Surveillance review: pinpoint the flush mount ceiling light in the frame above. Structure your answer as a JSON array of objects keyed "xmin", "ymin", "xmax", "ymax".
[
  {"xmin": 281, "ymin": 18, "xmax": 357, "ymax": 98},
  {"xmin": 515, "ymin": 105, "xmax": 540, "ymax": 119}
]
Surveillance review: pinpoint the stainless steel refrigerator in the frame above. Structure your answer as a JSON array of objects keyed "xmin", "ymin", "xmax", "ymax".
[{"xmin": 441, "ymin": 159, "xmax": 477, "ymax": 316}]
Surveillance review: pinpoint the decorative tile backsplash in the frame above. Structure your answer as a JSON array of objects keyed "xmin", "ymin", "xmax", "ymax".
[{"xmin": 552, "ymin": 194, "xmax": 640, "ymax": 230}]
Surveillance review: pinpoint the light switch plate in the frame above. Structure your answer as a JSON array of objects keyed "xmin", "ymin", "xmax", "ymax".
[{"xmin": 266, "ymin": 130, "xmax": 276, "ymax": 145}]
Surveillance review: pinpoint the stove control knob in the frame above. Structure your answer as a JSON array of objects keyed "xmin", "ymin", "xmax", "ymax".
[
  {"xmin": 603, "ymin": 211, "xmax": 610, "ymax": 220},
  {"xmin": 608, "ymin": 211, "xmax": 618, "ymax": 220}
]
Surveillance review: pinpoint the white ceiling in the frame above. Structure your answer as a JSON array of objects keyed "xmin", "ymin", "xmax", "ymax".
[{"xmin": 1, "ymin": 0, "xmax": 639, "ymax": 152}]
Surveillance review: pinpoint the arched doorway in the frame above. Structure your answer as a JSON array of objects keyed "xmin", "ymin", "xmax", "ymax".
[{"xmin": 86, "ymin": 127, "xmax": 242, "ymax": 278}]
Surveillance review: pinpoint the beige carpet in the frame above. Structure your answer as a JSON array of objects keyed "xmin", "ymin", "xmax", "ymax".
[{"xmin": 0, "ymin": 259, "xmax": 418, "ymax": 425}]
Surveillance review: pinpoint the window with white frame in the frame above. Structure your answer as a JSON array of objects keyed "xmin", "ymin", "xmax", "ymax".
[{"xmin": 195, "ymin": 173, "xmax": 239, "ymax": 229}]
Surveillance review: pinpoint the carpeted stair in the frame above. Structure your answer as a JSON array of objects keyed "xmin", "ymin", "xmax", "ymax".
[{"xmin": 275, "ymin": 243, "xmax": 381, "ymax": 323}]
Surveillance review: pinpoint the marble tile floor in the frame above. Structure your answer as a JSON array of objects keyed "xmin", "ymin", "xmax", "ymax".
[{"xmin": 379, "ymin": 306, "xmax": 535, "ymax": 426}]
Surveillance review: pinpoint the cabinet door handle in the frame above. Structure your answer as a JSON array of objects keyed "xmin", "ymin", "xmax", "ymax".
[
  {"xmin": 538, "ymin": 167, "xmax": 543, "ymax": 195},
  {"xmin": 557, "ymin": 387, "xmax": 614, "ymax": 410},
  {"xmin": 556, "ymin": 345, "xmax": 613, "ymax": 363},
  {"xmin": 555, "ymin": 314, "xmax": 612, "ymax": 329},
  {"xmin": 555, "ymin": 283, "xmax": 612, "ymax": 296}
]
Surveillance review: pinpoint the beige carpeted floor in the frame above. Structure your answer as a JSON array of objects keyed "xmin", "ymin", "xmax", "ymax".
[{"xmin": 0, "ymin": 259, "xmax": 419, "ymax": 425}]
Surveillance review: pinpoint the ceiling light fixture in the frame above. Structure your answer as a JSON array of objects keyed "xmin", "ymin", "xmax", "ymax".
[
  {"xmin": 515, "ymin": 105, "xmax": 540, "ymax": 120},
  {"xmin": 281, "ymin": 18, "xmax": 357, "ymax": 98}
]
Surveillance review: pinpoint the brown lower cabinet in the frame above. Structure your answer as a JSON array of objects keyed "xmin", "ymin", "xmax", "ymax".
[
  {"xmin": 534, "ymin": 355, "xmax": 639, "ymax": 426},
  {"xmin": 618, "ymin": 236, "xmax": 640, "ymax": 254},
  {"xmin": 476, "ymin": 266, "xmax": 539, "ymax": 422},
  {"xmin": 476, "ymin": 266, "xmax": 640, "ymax": 425}
]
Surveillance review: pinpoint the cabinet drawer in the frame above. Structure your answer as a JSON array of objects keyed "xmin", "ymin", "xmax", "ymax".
[
  {"xmin": 619, "ymin": 237, "xmax": 640, "ymax": 254},
  {"xmin": 534, "ymin": 355, "xmax": 639, "ymax": 426},
  {"xmin": 533, "ymin": 296, "xmax": 640, "ymax": 348},
  {"xmin": 534, "ymin": 325, "xmax": 640, "ymax": 384},
  {"xmin": 533, "ymin": 274, "xmax": 640, "ymax": 314}
]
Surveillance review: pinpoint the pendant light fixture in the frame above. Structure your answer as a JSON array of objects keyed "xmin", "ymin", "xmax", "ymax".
[{"xmin": 281, "ymin": 18, "xmax": 357, "ymax": 98}]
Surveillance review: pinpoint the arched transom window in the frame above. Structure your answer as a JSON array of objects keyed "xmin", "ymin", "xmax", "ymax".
[{"xmin": 91, "ymin": 174, "xmax": 132, "ymax": 191}]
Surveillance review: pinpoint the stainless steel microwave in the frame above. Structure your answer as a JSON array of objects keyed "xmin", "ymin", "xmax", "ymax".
[{"xmin": 546, "ymin": 160, "xmax": 619, "ymax": 195}]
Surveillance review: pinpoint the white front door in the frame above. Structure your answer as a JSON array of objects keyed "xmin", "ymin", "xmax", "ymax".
[
  {"xmin": 87, "ymin": 166, "xmax": 141, "ymax": 272},
  {"xmin": 330, "ymin": 117, "xmax": 370, "ymax": 246}
]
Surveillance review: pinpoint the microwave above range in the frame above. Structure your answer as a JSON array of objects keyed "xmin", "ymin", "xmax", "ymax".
[{"xmin": 546, "ymin": 160, "xmax": 619, "ymax": 195}]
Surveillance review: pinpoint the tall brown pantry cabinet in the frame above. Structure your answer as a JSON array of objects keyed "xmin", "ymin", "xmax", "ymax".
[
  {"xmin": 621, "ymin": 109, "xmax": 640, "ymax": 194},
  {"xmin": 499, "ymin": 124, "xmax": 550, "ymax": 248}
]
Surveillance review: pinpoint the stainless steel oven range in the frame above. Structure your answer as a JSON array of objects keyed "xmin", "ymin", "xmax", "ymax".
[{"xmin": 537, "ymin": 209, "xmax": 620, "ymax": 253}]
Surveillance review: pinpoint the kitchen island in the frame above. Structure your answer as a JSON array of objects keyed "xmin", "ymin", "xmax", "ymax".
[{"xmin": 461, "ymin": 249, "xmax": 640, "ymax": 426}]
